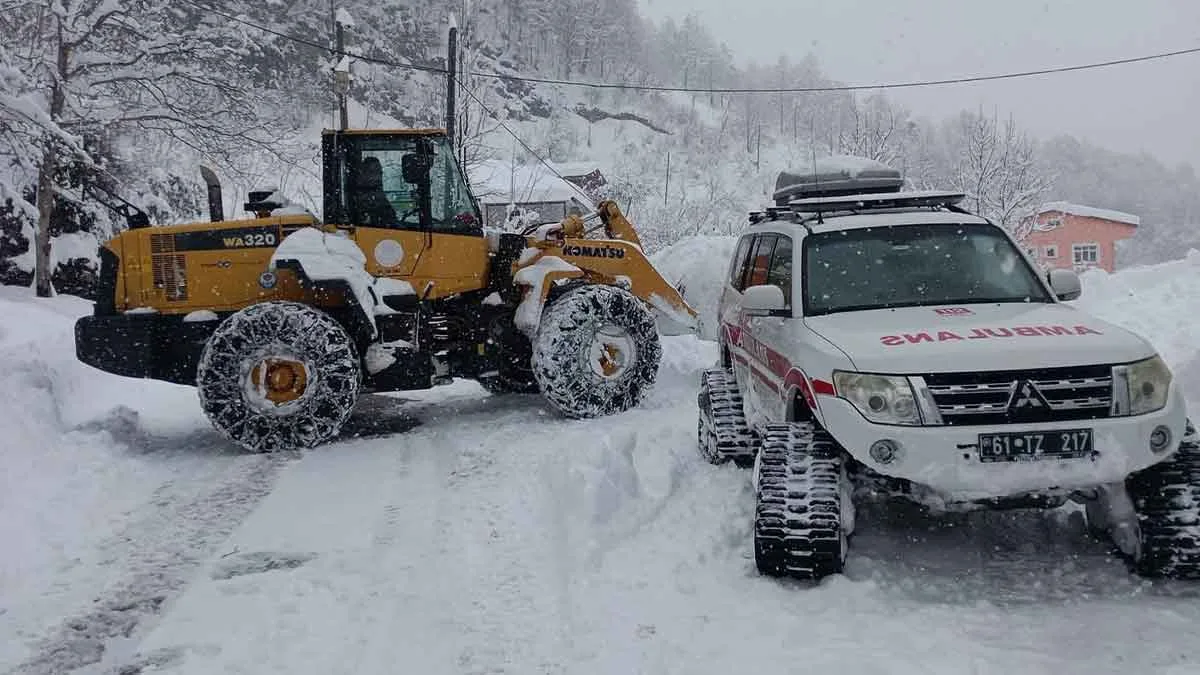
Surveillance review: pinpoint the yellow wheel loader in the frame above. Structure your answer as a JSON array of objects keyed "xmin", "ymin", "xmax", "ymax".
[{"xmin": 74, "ymin": 128, "xmax": 698, "ymax": 452}]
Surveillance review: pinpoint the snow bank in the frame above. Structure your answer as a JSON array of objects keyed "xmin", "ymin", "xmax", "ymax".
[
  {"xmin": 51, "ymin": 231, "xmax": 99, "ymax": 266},
  {"xmin": 1072, "ymin": 249, "xmax": 1200, "ymax": 402},
  {"xmin": 650, "ymin": 235, "xmax": 738, "ymax": 341},
  {"xmin": 0, "ymin": 287, "xmax": 213, "ymax": 670}
]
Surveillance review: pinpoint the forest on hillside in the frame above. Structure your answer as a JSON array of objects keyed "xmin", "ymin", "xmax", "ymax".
[{"xmin": 2, "ymin": 0, "xmax": 1196, "ymax": 297}]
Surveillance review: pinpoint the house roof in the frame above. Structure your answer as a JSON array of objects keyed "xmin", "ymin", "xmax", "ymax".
[
  {"xmin": 1036, "ymin": 201, "xmax": 1140, "ymax": 227},
  {"xmin": 467, "ymin": 160, "xmax": 592, "ymax": 205}
]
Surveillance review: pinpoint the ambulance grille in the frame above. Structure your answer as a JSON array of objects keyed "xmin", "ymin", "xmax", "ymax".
[{"xmin": 922, "ymin": 365, "xmax": 1114, "ymax": 426}]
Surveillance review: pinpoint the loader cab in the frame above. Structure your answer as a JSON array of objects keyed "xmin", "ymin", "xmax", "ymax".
[{"xmin": 321, "ymin": 129, "xmax": 483, "ymax": 235}]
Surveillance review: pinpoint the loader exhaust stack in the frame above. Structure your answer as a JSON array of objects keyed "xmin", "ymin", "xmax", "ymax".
[{"xmin": 200, "ymin": 166, "xmax": 224, "ymax": 223}]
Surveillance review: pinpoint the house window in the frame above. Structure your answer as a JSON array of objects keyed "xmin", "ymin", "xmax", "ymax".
[
  {"xmin": 1073, "ymin": 243, "xmax": 1100, "ymax": 266},
  {"xmin": 1044, "ymin": 245, "xmax": 1058, "ymax": 259}
]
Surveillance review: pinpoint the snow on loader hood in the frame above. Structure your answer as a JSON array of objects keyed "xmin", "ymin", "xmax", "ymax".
[
  {"xmin": 806, "ymin": 302, "xmax": 1157, "ymax": 374},
  {"xmin": 269, "ymin": 228, "xmax": 414, "ymax": 336}
]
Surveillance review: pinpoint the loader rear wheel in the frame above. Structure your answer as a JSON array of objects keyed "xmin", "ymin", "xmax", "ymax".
[
  {"xmin": 532, "ymin": 284, "xmax": 661, "ymax": 418},
  {"xmin": 197, "ymin": 301, "xmax": 361, "ymax": 452}
]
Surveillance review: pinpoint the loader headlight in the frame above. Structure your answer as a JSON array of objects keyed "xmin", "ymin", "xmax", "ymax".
[
  {"xmin": 833, "ymin": 371, "xmax": 921, "ymax": 426},
  {"xmin": 1125, "ymin": 355, "xmax": 1172, "ymax": 415}
]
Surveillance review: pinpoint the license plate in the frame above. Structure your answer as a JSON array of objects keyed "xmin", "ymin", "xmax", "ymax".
[{"xmin": 977, "ymin": 429, "xmax": 1093, "ymax": 463}]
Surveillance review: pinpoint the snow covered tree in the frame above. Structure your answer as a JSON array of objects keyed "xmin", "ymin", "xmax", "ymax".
[
  {"xmin": 942, "ymin": 109, "xmax": 1051, "ymax": 236},
  {"xmin": 0, "ymin": 0, "xmax": 298, "ymax": 296}
]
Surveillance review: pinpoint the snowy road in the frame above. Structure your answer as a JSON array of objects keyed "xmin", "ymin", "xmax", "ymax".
[
  {"xmin": 88, "ymin": 352, "xmax": 1200, "ymax": 675},
  {"xmin": 4, "ymin": 249, "xmax": 1200, "ymax": 675}
]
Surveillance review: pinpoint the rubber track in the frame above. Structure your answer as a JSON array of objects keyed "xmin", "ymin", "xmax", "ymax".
[
  {"xmin": 754, "ymin": 422, "xmax": 845, "ymax": 580},
  {"xmin": 698, "ymin": 368, "xmax": 754, "ymax": 465},
  {"xmin": 1128, "ymin": 421, "xmax": 1200, "ymax": 579}
]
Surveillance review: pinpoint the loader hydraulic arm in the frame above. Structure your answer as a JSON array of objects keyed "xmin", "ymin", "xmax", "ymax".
[
  {"xmin": 595, "ymin": 200, "xmax": 642, "ymax": 248},
  {"xmin": 555, "ymin": 200, "xmax": 643, "ymax": 248}
]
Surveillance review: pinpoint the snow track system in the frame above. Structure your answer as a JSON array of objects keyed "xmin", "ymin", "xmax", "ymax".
[
  {"xmin": 697, "ymin": 368, "xmax": 755, "ymax": 466},
  {"xmin": 753, "ymin": 422, "xmax": 849, "ymax": 581},
  {"xmin": 1127, "ymin": 421, "xmax": 1200, "ymax": 579}
]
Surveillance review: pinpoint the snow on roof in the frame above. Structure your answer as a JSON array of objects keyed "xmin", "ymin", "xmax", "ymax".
[
  {"xmin": 810, "ymin": 155, "xmax": 896, "ymax": 178},
  {"xmin": 468, "ymin": 160, "xmax": 588, "ymax": 205},
  {"xmin": 548, "ymin": 161, "xmax": 605, "ymax": 178},
  {"xmin": 1037, "ymin": 201, "xmax": 1140, "ymax": 227},
  {"xmin": 334, "ymin": 7, "xmax": 355, "ymax": 26}
]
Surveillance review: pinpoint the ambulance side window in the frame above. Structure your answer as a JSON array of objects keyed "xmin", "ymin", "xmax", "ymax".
[{"xmin": 729, "ymin": 235, "xmax": 755, "ymax": 291}]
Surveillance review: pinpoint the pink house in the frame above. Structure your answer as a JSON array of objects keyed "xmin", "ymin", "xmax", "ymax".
[{"xmin": 1016, "ymin": 201, "xmax": 1140, "ymax": 273}]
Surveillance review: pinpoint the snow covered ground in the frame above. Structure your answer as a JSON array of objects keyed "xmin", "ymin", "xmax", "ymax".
[{"xmin": 2, "ymin": 247, "xmax": 1199, "ymax": 675}]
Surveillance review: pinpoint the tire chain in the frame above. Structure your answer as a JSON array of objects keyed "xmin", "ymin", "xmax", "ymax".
[{"xmin": 532, "ymin": 285, "xmax": 661, "ymax": 418}]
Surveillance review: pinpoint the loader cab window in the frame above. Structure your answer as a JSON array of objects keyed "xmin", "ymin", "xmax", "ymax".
[
  {"xmin": 429, "ymin": 141, "xmax": 480, "ymax": 234},
  {"xmin": 326, "ymin": 133, "xmax": 482, "ymax": 235}
]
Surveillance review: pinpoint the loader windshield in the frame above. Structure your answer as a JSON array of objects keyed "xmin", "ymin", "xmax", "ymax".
[
  {"xmin": 802, "ymin": 223, "xmax": 1052, "ymax": 316},
  {"xmin": 325, "ymin": 132, "xmax": 481, "ymax": 233}
]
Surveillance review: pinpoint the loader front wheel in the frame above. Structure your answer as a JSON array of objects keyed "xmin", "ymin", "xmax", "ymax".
[
  {"xmin": 532, "ymin": 285, "xmax": 661, "ymax": 418},
  {"xmin": 197, "ymin": 301, "xmax": 361, "ymax": 452}
]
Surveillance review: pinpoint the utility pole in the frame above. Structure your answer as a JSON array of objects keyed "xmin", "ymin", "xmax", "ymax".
[
  {"xmin": 333, "ymin": 8, "xmax": 353, "ymax": 130},
  {"xmin": 755, "ymin": 124, "xmax": 762, "ymax": 170},
  {"xmin": 664, "ymin": 152, "xmax": 671, "ymax": 205},
  {"xmin": 446, "ymin": 15, "xmax": 458, "ymax": 153}
]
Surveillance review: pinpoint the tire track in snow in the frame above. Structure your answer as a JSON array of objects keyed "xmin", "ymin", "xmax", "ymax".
[
  {"xmin": 8, "ymin": 450, "xmax": 285, "ymax": 675},
  {"xmin": 104, "ymin": 390, "xmax": 583, "ymax": 674},
  {"xmin": 342, "ymin": 397, "xmax": 579, "ymax": 674},
  {"xmin": 342, "ymin": 420, "xmax": 459, "ymax": 674}
]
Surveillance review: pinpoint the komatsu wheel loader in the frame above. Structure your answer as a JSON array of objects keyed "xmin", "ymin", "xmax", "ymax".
[{"xmin": 74, "ymin": 128, "xmax": 697, "ymax": 452}]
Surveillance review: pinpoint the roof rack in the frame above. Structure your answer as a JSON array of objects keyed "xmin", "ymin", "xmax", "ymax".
[
  {"xmin": 788, "ymin": 189, "xmax": 967, "ymax": 213},
  {"xmin": 747, "ymin": 190, "xmax": 969, "ymax": 228}
]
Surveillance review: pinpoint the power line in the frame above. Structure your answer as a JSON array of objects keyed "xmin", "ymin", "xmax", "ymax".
[
  {"xmin": 489, "ymin": 45, "xmax": 1200, "ymax": 93},
  {"xmin": 180, "ymin": 0, "xmax": 1200, "ymax": 94},
  {"xmin": 453, "ymin": 76, "xmax": 598, "ymax": 206}
]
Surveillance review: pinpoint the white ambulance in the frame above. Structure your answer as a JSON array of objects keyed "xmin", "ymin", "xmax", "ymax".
[{"xmin": 697, "ymin": 157, "xmax": 1197, "ymax": 581}]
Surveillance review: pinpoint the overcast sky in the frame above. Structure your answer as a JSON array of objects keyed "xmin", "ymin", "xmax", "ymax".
[{"xmin": 638, "ymin": 0, "xmax": 1200, "ymax": 167}]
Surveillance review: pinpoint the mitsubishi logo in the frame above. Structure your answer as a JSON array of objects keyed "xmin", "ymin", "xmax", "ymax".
[{"xmin": 1009, "ymin": 380, "xmax": 1050, "ymax": 411}]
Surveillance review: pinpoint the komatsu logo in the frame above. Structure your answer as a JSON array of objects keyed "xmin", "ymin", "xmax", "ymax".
[{"xmin": 562, "ymin": 245, "xmax": 625, "ymax": 259}]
